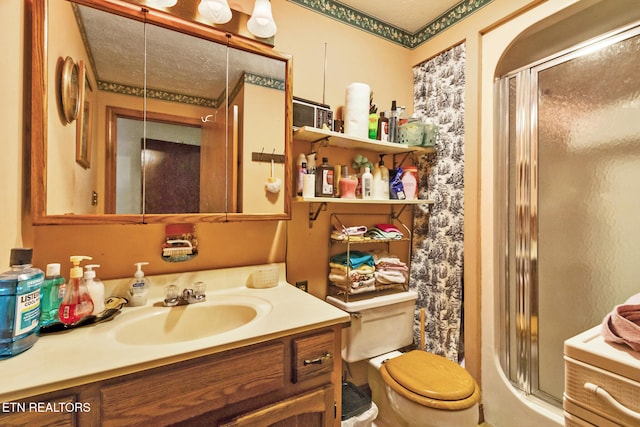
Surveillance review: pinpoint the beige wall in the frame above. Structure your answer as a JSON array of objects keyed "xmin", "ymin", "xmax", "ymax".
[{"xmin": 8, "ymin": 1, "xmax": 626, "ymax": 418}]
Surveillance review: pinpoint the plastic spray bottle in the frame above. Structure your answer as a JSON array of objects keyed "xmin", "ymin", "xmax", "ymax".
[
  {"xmin": 128, "ymin": 262, "xmax": 151, "ymax": 307},
  {"xmin": 0, "ymin": 248, "xmax": 44, "ymax": 359},
  {"xmin": 40, "ymin": 263, "xmax": 65, "ymax": 326},
  {"xmin": 58, "ymin": 256, "xmax": 94, "ymax": 325},
  {"xmin": 84, "ymin": 264, "xmax": 105, "ymax": 315}
]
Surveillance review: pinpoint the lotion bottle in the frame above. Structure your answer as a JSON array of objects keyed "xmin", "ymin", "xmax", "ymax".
[
  {"xmin": 378, "ymin": 155, "xmax": 390, "ymax": 199},
  {"xmin": 84, "ymin": 264, "xmax": 104, "ymax": 315},
  {"xmin": 58, "ymin": 256, "xmax": 94, "ymax": 325},
  {"xmin": 361, "ymin": 167, "xmax": 373, "ymax": 199},
  {"xmin": 128, "ymin": 262, "xmax": 150, "ymax": 307}
]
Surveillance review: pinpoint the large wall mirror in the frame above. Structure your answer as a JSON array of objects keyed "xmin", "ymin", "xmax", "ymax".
[{"xmin": 30, "ymin": 0, "xmax": 292, "ymax": 224}]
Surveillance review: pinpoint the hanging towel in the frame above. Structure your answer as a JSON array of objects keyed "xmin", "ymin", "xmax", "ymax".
[{"xmin": 601, "ymin": 293, "xmax": 640, "ymax": 351}]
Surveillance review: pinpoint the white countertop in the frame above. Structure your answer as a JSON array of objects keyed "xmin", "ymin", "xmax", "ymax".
[{"xmin": 0, "ymin": 263, "xmax": 350, "ymax": 402}]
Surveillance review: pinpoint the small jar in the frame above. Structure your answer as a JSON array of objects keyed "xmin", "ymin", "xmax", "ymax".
[{"xmin": 401, "ymin": 166, "xmax": 418, "ymax": 200}]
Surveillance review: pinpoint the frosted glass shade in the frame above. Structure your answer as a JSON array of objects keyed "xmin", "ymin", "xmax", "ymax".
[
  {"xmin": 247, "ymin": 0, "xmax": 277, "ymax": 38},
  {"xmin": 198, "ymin": 0, "xmax": 232, "ymax": 24},
  {"xmin": 148, "ymin": 0, "xmax": 178, "ymax": 6}
]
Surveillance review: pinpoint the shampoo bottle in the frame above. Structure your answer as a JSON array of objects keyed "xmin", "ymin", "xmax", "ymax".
[
  {"xmin": 0, "ymin": 248, "xmax": 44, "ymax": 359},
  {"xmin": 388, "ymin": 101, "xmax": 399, "ymax": 143},
  {"xmin": 58, "ymin": 256, "xmax": 94, "ymax": 325},
  {"xmin": 361, "ymin": 167, "xmax": 373, "ymax": 199},
  {"xmin": 315, "ymin": 157, "xmax": 334, "ymax": 197},
  {"xmin": 378, "ymin": 155, "xmax": 390, "ymax": 199},
  {"xmin": 128, "ymin": 262, "xmax": 151, "ymax": 307},
  {"xmin": 84, "ymin": 264, "xmax": 105, "ymax": 315},
  {"xmin": 40, "ymin": 263, "xmax": 65, "ymax": 326},
  {"xmin": 296, "ymin": 153, "xmax": 306, "ymax": 196}
]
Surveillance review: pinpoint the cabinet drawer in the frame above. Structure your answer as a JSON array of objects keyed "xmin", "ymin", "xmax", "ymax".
[
  {"xmin": 101, "ymin": 342, "xmax": 285, "ymax": 426},
  {"xmin": 292, "ymin": 331, "xmax": 335, "ymax": 383},
  {"xmin": 0, "ymin": 395, "xmax": 77, "ymax": 427},
  {"xmin": 565, "ymin": 355, "xmax": 640, "ymax": 426}
]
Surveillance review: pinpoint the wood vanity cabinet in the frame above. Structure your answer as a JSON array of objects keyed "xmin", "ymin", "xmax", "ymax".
[{"xmin": 0, "ymin": 325, "xmax": 342, "ymax": 427}]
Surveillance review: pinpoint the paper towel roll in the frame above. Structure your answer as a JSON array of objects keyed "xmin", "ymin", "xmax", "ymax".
[{"xmin": 344, "ymin": 83, "xmax": 370, "ymax": 138}]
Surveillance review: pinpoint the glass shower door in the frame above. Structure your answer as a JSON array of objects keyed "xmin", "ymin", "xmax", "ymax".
[{"xmin": 500, "ymin": 25, "xmax": 640, "ymax": 404}]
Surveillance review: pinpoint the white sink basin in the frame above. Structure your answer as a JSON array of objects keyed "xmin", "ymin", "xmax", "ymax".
[{"xmin": 113, "ymin": 295, "xmax": 272, "ymax": 345}]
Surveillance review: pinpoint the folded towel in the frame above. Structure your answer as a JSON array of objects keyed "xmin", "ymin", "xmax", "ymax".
[
  {"xmin": 330, "ymin": 251, "xmax": 374, "ymax": 269},
  {"xmin": 329, "ymin": 264, "xmax": 375, "ymax": 275},
  {"xmin": 601, "ymin": 293, "xmax": 640, "ymax": 351},
  {"xmin": 363, "ymin": 228, "xmax": 403, "ymax": 240}
]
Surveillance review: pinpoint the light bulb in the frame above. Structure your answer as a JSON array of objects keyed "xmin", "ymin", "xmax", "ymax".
[
  {"xmin": 247, "ymin": 0, "xmax": 276, "ymax": 38},
  {"xmin": 198, "ymin": 0, "xmax": 232, "ymax": 24},
  {"xmin": 148, "ymin": 0, "xmax": 178, "ymax": 6}
]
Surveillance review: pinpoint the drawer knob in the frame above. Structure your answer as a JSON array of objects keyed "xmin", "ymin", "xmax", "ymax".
[{"xmin": 303, "ymin": 352, "xmax": 332, "ymax": 366}]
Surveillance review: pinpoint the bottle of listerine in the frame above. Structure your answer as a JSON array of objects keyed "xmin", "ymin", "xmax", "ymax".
[{"xmin": 0, "ymin": 248, "xmax": 45, "ymax": 359}]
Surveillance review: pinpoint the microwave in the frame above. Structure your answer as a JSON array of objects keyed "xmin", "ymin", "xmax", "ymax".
[{"xmin": 293, "ymin": 97, "xmax": 334, "ymax": 130}]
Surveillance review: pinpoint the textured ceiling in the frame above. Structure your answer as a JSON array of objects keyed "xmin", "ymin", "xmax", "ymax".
[{"xmin": 336, "ymin": 0, "xmax": 461, "ymax": 33}]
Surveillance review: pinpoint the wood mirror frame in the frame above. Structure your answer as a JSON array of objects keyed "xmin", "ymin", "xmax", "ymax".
[{"xmin": 29, "ymin": 0, "xmax": 292, "ymax": 225}]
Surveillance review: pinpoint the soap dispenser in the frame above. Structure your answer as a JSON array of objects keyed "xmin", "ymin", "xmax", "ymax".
[
  {"xmin": 58, "ymin": 256, "xmax": 94, "ymax": 325},
  {"xmin": 84, "ymin": 264, "xmax": 104, "ymax": 315},
  {"xmin": 128, "ymin": 262, "xmax": 150, "ymax": 307}
]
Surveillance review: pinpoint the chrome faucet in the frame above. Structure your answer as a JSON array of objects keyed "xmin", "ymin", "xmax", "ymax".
[{"xmin": 163, "ymin": 283, "xmax": 206, "ymax": 306}]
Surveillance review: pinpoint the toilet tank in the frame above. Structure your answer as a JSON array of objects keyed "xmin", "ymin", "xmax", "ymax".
[{"xmin": 326, "ymin": 291, "xmax": 418, "ymax": 363}]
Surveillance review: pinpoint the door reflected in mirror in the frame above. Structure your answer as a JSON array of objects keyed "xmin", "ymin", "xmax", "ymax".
[{"xmin": 35, "ymin": 0, "xmax": 291, "ymax": 223}]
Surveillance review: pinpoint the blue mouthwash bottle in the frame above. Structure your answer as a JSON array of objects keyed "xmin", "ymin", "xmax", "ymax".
[{"xmin": 0, "ymin": 248, "xmax": 45, "ymax": 359}]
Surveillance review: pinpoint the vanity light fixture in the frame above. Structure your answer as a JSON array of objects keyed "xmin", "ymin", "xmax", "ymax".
[
  {"xmin": 147, "ymin": 0, "xmax": 277, "ymax": 38},
  {"xmin": 198, "ymin": 0, "xmax": 233, "ymax": 24},
  {"xmin": 247, "ymin": 0, "xmax": 277, "ymax": 38}
]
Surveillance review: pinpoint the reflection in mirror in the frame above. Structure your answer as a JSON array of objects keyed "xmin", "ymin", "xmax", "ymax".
[{"xmin": 33, "ymin": 0, "xmax": 292, "ymax": 224}]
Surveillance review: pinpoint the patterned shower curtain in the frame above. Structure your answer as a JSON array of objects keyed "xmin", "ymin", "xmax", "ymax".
[{"xmin": 410, "ymin": 43, "xmax": 466, "ymax": 362}]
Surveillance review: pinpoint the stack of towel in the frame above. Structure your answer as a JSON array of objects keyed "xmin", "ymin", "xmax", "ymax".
[
  {"xmin": 601, "ymin": 293, "xmax": 640, "ymax": 351},
  {"xmin": 331, "ymin": 225, "xmax": 368, "ymax": 242},
  {"xmin": 372, "ymin": 250, "xmax": 409, "ymax": 285},
  {"xmin": 363, "ymin": 223, "xmax": 404, "ymax": 240},
  {"xmin": 329, "ymin": 251, "xmax": 376, "ymax": 292}
]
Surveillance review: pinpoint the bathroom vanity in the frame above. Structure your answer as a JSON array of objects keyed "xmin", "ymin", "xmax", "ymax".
[{"xmin": 0, "ymin": 264, "xmax": 350, "ymax": 426}]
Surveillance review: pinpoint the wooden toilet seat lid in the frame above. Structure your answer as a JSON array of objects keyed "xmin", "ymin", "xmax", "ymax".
[{"xmin": 381, "ymin": 350, "xmax": 479, "ymax": 408}]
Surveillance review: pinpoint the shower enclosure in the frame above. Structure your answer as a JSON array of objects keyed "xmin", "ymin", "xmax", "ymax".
[{"xmin": 496, "ymin": 22, "xmax": 640, "ymax": 405}]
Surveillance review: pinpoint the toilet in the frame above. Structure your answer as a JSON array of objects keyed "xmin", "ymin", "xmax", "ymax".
[{"xmin": 327, "ymin": 291, "xmax": 480, "ymax": 427}]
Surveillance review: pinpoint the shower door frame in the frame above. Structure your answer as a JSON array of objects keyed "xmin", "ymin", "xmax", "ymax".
[{"xmin": 496, "ymin": 22, "xmax": 640, "ymax": 406}]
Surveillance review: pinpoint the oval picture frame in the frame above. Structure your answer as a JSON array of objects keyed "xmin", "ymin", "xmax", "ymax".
[{"xmin": 60, "ymin": 56, "xmax": 80, "ymax": 124}]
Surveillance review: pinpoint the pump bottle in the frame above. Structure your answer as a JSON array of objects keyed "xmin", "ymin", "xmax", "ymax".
[
  {"xmin": 40, "ymin": 263, "xmax": 65, "ymax": 326},
  {"xmin": 58, "ymin": 256, "xmax": 94, "ymax": 325},
  {"xmin": 128, "ymin": 262, "xmax": 151, "ymax": 307},
  {"xmin": 84, "ymin": 264, "xmax": 105, "ymax": 315}
]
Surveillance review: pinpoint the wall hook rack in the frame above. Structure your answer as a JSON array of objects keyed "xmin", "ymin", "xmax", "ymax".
[{"xmin": 252, "ymin": 150, "xmax": 285, "ymax": 163}]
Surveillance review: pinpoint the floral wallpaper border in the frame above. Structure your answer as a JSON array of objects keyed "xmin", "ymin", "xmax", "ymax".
[
  {"xmin": 98, "ymin": 72, "xmax": 284, "ymax": 108},
  {"xmin": 286, "ymin": 0, "xmax": 493, "ymax": 48}
]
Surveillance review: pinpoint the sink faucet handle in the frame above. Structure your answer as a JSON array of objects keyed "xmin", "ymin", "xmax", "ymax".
[
  {"xmin": 163, "ymin": 284, "xmax": 180, "ymax": 307},
  {"xmin": 193, "ymin": 282, "xmax": 207, "ymax": 299}
]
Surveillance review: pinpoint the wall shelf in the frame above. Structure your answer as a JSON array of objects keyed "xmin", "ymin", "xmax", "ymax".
[
  {"xmin": 296, "ymin": 197, "xmax": 434, "ymax": 228},
  {"xmin": 294, "ymin": 197, "xmax": 433, "ymax": 205},
  {"xmin": 294, "ymin": 126, "xmax": 435, "ymax": 155}
]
